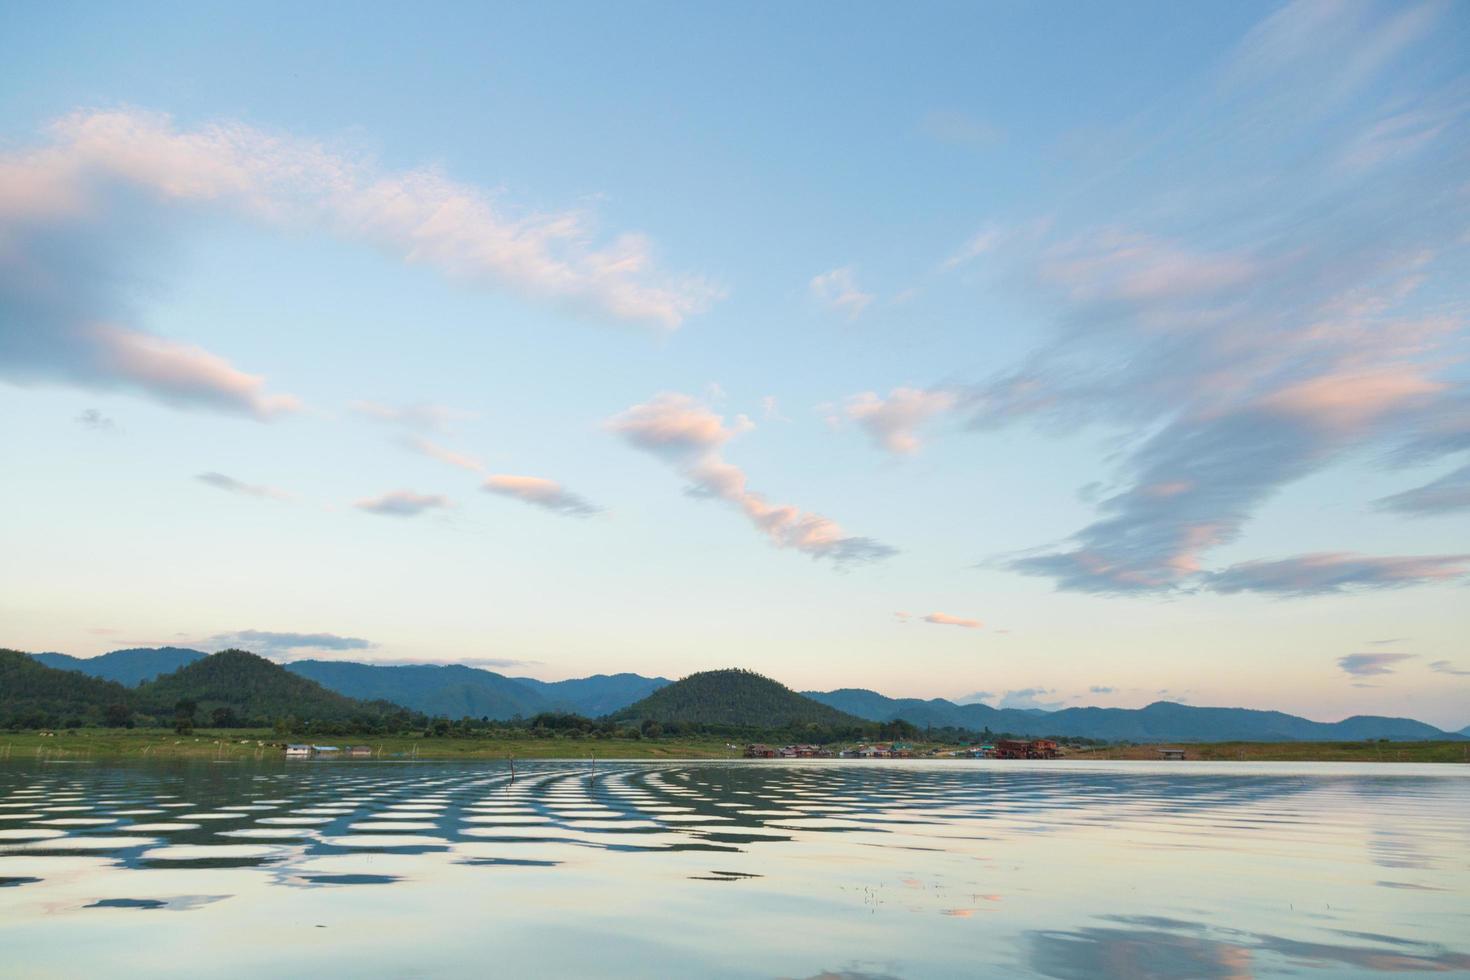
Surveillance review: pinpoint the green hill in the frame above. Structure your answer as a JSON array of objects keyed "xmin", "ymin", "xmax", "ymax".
[
  {"xmin": 138, "ymin": 649, "xmax": 399, "ymax": 724},
  {"xmin": 0, "ymin": 649, "xmax": 133, "ymax": 727},
  {"xmin": 612, "ymin": 669, "xmax": 863, "ymax": 729}
]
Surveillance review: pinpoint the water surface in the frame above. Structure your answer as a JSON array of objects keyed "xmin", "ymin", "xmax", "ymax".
[{"xmin": 2, "ymin": 759, "xmax": 1467, "ymax": 978}]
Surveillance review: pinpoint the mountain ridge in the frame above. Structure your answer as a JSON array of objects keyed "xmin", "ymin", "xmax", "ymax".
[{"xmin": 17, "ymin": 648, "xmax": 1464, "ymax": 741}]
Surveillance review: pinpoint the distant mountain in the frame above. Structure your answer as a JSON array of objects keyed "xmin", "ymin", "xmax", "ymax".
[
  {"xmin": 614, "ymin": 669, "xmax": 864, "ymax": 728},
  {"xmin": 140, "ymin": 650, "xmax": 399, "ymax": 723},
  {"xmin": 1461, "ymin": 726, "xmax": 1470, "ymax": 738},
  {"xmin": 512, "ymin": 673, "xmax": 671, "ymax": 716},
  {"xmin": 30, "ymin": 647, "xmax": 206, "ymax": 686},
  {"xmin": 805, "ymin": 689, "xmax": 1463, "ymax": 743},
  {"xmin": 1, "ymin": 649, "xmax": 133, "ymax": 726},
  {"xmin": 286, "ymin": 661, "xmax": 549, "ymax": 720}
]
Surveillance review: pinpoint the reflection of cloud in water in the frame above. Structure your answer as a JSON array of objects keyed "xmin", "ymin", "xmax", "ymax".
[{"xmin": 1028, "ymin": 917, "xmax": 1470, "ymax": 978}]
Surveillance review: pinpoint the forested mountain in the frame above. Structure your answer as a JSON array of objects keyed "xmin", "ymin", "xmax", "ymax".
[
  {"xmin": 140, "ymin": 650, "xmax": 399, "ymax": 724},
  {"xmin": 614, "ymin": 669, "xmax": 863, "ymax": 728},
  {"xmin": 804, "ymin": 689, "xmax": 1463, "ymax": 742},
  {"xmin": 30, "ymin": 647, "xmax": 206, "ymax": 686},
  {"xmin": 0, "ymin": 649, "xmax": 133, "ymax": 727},
  {"xmin": 10, "ymin": 647, "xmax": 1465, "ymax": 741},
  {"xmin": 286, "ymin": 660, "xmax": 548, "ymax": 719},
  {"xmin": 512, "ymin": 673, "xmax": 671, "ymax": 716}
]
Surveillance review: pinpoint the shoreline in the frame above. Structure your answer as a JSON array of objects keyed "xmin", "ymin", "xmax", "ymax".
[{"xmin": 2, "ymin": 730, "xmax": 1466, "ymax": 763}]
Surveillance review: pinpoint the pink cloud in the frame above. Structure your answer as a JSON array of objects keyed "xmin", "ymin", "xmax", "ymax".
[
  {"xmin": 609, "ymin": 393, "xmax": 895, "ymax": 565},
  {"xmin": 402, "ymin": 435, "xmax": 485, "ymax": 473},
  {"xmin": 482, "ymin": 474, "xmax": 599, "ymax": 517},
  {"xmin": 845, "ymin": 387, "xmax": 958, "ymax": 455},
  {"xmin": 91, "ymin": 324, "xmax": 299, "ymax": 418},
  {"xmin": 1262, "ymin": 368, "xmax": 1444, "ymax": 433},
  {"xmin": 8, "ymin": 109, "xmax": 717, "ymax": 329},
  {"xmin": 923, "ymin": 612, "xmax": 983, "ymax": 629}
]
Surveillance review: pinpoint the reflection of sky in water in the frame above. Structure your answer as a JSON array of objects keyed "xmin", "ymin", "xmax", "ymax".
[{"xmin": 1, "ymin": 761, "xmax": 1467, "ymax": 978}]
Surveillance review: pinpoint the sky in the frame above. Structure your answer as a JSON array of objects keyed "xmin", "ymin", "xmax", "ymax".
[{"xmin": 1, "ymin": 0, "xmax": 1467, "ymax": 728}]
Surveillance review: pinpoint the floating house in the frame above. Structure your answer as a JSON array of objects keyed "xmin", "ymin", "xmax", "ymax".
[
  {"xmin": 347, "ymin": 745, "xmax": 373, "ymax": 758},
  {"xmin": 312, "ymin": 745, "xmax": 341, "ymax": 756},
  {"xmin": 996, "ymin": 738, "xmax": 1060, "ymax": 759},
  {"xmin": 744, "ymin": 743, "xmax": 777, "ymax": 758},
  {"xmin": 1157, "ymin": 748, "xmax": 1186, "ymax": 760},
  {"xmin": 285, "ymin": 744, "xmax": 311, "ymax": 758}
]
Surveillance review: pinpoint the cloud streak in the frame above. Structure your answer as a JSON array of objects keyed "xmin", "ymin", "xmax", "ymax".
[
  {"xmin": 1428, "ymin": 660, "xmax": 1470, "ymax": 677},
  {"xmin": 922, "ymin": 612, "xmax": 983, "ymax": 629},
  {"xmin": 1375, "ymin": 463, "xmax": 1470, "ymax": 517},
  {"xmin": 868, "ymin": 1, "xmax": 1470, "ymax": 596},
  {"xmin": 0, "ymin": 108, "xmax": 719, "ymax": 415},
  {"xmin": 1202, "ymin": 552, "xmax": 1469, "ymax": 597},
  {"xmin": 3, "ymin": 109, "xmax": 718, "ymax": 328},
  {"xmin": 1337, "ymin": 652, "xmax": 1415, "ymax": 677},
  {"xmin": 196, "ymin": 471, "xmax": 291, "ymax": 501},
  {"xmin": 608, "ymin": 393, "xmax": 895, "ymax": 566},
  {"xmin": 483, "ymin": 474, "xmax": 600, "ymax": 517},
  {"xmin": 355, "ymin": 489, "xmax": 451, "ymax": 518},
  {"xmin": 206, "ymin": 629, "xmax": 373, "ymax": 654},
  {"xmin": 402, "ymin": 435, "xmax": 486, "ymax": 473}
]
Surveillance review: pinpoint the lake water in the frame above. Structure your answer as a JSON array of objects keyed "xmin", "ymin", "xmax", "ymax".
[{"xmin": 1, "ymin": 759, "xmax": 1467, "ymax": 978}]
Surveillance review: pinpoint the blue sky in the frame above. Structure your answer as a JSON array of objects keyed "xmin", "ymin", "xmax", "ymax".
[{"xmin": 2, "ymin": 1, "xmax": 1467, "ymax": 727}]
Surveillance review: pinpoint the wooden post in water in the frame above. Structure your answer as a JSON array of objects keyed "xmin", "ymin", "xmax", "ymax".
[{"xmin": 508, "ymin": 752, "xmax": 516, "ymax": 782}]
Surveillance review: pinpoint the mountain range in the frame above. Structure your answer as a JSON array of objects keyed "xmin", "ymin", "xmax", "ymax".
[
  {"xmin": 15, "ymin": 646, "xmax": 1467, "ymax": 742},
  {"xmin": 26, "ymin": 647, "xmax": 669, "ymax": 720},
  {"xmin": 2, "ymin": 648, "xmax": 398, "ymax": 729}
]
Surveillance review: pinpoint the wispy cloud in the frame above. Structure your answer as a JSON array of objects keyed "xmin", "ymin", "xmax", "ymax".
[
  {"xmin": 1337, "ymin": 652, "xmax": 1415, "ymax": 677},
  {"xmin": 196, "ymin": 471, "xmax": 291, "ymax": 501},
  {"xmin": 351, "ymin": 400, "xmax": 476, "ymax": 433},
  {"xmin": 809, "ymin": 267, "xmax": 874, "ymax": 319},
  {"xmin": 1203, "ymin": 553, "xmax": 1469, "ymax": 597},
  {"xmin": 608, "ymin": 393, "xmax": 895, "ymax": 566},
  {"xmin": 365, "ymin": 656, "xmax": 541, "ymax": 670},
  {"xmin": 483, "ymin": 474, "xmax": 600, "ymax": 517},
  {"xmin": 922, "ymin": 612, "xmax": 983, "ymax": 629},
  {"xmin": 1, "ymin": 109, "xmax": 718, "ymax": 331},
  {"xmin": 354, "ymin": 490, "xmax": 451, "ymax": 518},
  {"xmin": 889, "ymin": 1, "xmax": 1470, "ymax": 596},
  {"xmin": 1375, "ymin": 463, "xmax": 1470, "ymax": 517},
  {"xmin": 1428, "ymin": 660, "xmax": 1470, "ymax": 677},
  {"xmin": 206, "ymin": 629, "xmax": 373, "ymax": 654},
  {"xmin": 996, "ymin": 687, "xmax": 1064, "ymax": 711},
  {"xmin": 939, "ymin": 224, "xmax": 1004, "ymax": 272},
  {"xmin": 401, "ymin": 435, "xmax": 486, "ymax": 473},
  {"xmin": 1088, "ymin": 685, "xmax": 1116, "ymax": 694},
  {"xmin": 74, "ymin": 408, "xmax": 117, "ymax": 432},
  {"xmin": 845, "ymin": 387, "xmax": 957, "ymax": 455}
]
